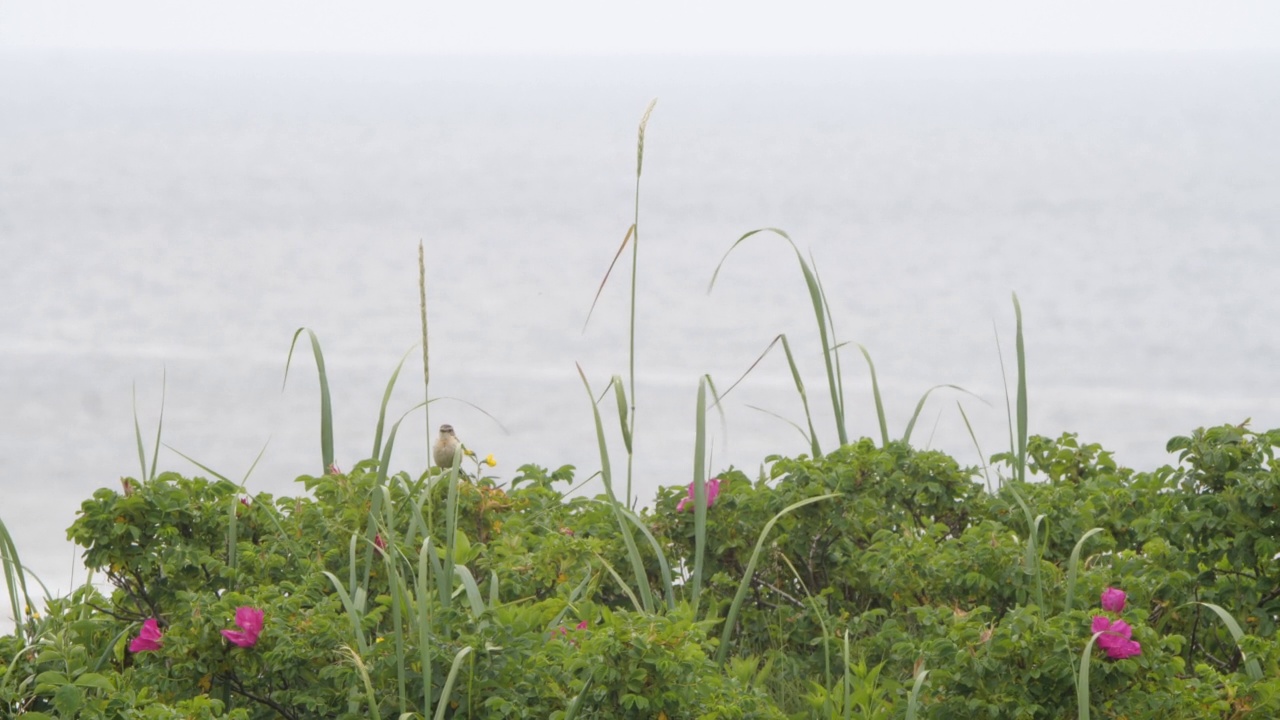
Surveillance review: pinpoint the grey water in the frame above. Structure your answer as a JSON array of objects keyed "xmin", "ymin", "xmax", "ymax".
[{"xmin": 2, "ymin": 51, "xmax": 1279, "ymax": 615}]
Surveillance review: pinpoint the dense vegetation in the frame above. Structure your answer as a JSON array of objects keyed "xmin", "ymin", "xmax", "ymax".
[{"xmin": 4, "ymin": 424, "xmax": 1280, "ymax": 718}]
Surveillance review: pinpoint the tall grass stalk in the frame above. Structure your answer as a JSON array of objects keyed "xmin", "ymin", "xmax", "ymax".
[
  {"xmin": 419, "ymin": 240, "xmax": 431, "ymax": 463},
  {"xmin": 284, "ymin": 327, "xmax": 334, "ymax": 474},
  {"xmin": 583, "ymin": 100, "xmax": 657, "ymax": 508},
  {"xmin": 1011, "ymin": 292, "xmax": 1028, "ymax": 482},
  {"xmin": 691, "ymin": 376, "xmax": 709, "ymax": 613},
  {"xmin": 710, "ymin": 228, "xmax": 848, "ymax": 449},
  {"xmin": 715, "ymin": 493, "xmax": 839, "ymax": 665}
]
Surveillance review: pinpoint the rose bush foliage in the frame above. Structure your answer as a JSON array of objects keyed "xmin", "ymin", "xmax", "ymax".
[{"xmin": 4, "ymin": 424, "xmax": 1280, "ymax": 717}]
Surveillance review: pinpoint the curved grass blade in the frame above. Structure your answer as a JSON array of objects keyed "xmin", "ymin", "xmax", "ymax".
[
  {"xmin": 593, "ymin": 552, "xmax": 643, "ymax": 613},
  {"xmin": 372, "ymin": 345, "xmax": 417, "ymax": 461},
  {"xmin": 564, "ymin": 668, "xmax": 596, "ymax": 720},
  {"xmin": 855, "ymin": 344, "xmax": 890, "ymax": 448},
  {"xmin": 433, "ymin": 646, "xmax": 474, "ymax": 720},
  {"xmin": 285, "ymin": 327, "xmax": 334, "ymax": 474},
  {"xmin": 323, "ymin": 569, "xmax": 370, "ymax": 655},
  {"xmin": 1077, "ymin": 632, "xmax": 1103, "ymax": 720},
  {"xmin": 744, "ymin": 405, "xmax": 813, "ymax": 449},
  {"xmin": 715, "ymin": 493, "xmax": 840, "ymax": 664},
  {"xmin": 906, "ymin": 668, "xmax": 930, "ymax": 720},
  {"xmin": 582, "ymin": 224, "xmax": 635, "ymax": 332},
  {"xmin": 430, "ymin": 395, "xmax": 511, "ymax": 435},
  {"xmin": 902, "ymin": 384, "xmax": 983, "ymax": 446},
  {"xmin": 1194, "ymin": 602, "xmax": 1264, "ymax": 680},
  {"xmin": 454, "ymin": 565, "xmax": 485, "ymax": 618},
  {"xmin": 956, "ymin": 401, "xmax": 993, "ymax": 492},
  {"xmin": 1064, "ymin": 528, "xmax": 1104, "ymax": 613},
  {"xmin": 615, "ymin": 506, "xmax": 676, "ymax": 610},
  {"xmin": 340, "ymin": 645, "xmax": 383, "ymax": 720},
  {"xmin": 710, "ymin": 227, "xmax": 846, "ymax": 446}
]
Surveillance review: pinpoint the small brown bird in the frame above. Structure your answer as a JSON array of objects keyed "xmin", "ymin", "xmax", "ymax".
[{"xmin": 433, "ymin": 424, "xmax": 461, "ymax": 470}]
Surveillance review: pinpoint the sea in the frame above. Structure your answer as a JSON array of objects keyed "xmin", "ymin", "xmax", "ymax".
[{"xmin": 2, "ymin": 51, "xmax": 1278, "ymax": 619}]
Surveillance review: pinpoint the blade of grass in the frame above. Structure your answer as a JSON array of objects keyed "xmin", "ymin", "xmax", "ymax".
[
  {"xmin": 433, "ymin": 647, "xmax": 474, "ymax": 720},
  {"xmin": 593, "ymin": 552, "xmax": 643, "ymax": 613},
  {"xmin": 284, "ymin": 327, "xmax": 334, "ymax": 475},
  {"xmin": 323, "ymin": 569, "xmax": 370, "ymax": 655},
  {"xmin": 132, "ymin": 383, "xmax": 146, "ymax": 482},
  {"xmin": 906, "ymin": 668, "xmax": 930, "ymax": 720},
  {"xmin": 956, "ymin": 401, "xmax": 993, "ymax": 492},
  {"xmin": 0, "ymin": 516, "xmax": 32, "ymax": 644},
  {"xmin": 714, "ymin": 335, "xmax": 821, "ymax": 457},
  {"xmin": 614, "ymin": 506, "xmax": 676, "ymax": 610},
  {"xmin": 1194, "ymin": 602, "xmax": 1264, "ymax": 680},
  {"xmin": 340, "ymin": 645, "xmax": 383, "ymax": 720},
  {"xmin": 454, "ymin": 565, "xmax": 485, "ymax": 618},
  {"xmin": 1077, "ymin": 632, "xmax": 1102, "ymax": 720},
  {"xmin": 691, "ymin": 376, "xmax": 709, "ymax": 613},
  {"xmin": 901, "ymin": 384, "xmax": 984, "ymax": 445},
  {"xmin": 710, "ymin": 227, "xmax": 846, "ymax": 446},
  {"xmin": 1013, "ymin": 293, "xmax": 1028, "ymax": 483},
  {"xmin": 856, "ymin": 344, "xmax": 890, "ymax": 448},
  {"xmin": 1064, "ymin": 528, "xmax": 1104, "ymax": 613},
  {"xmin": 715, "ymin": 493, "xmax": 839, "ymax": 664},
  {"xmin": 372, "ymin": 346, "xmax": 416, "ymax": 461},
  {"xmin": 417, "ymin": 539, "xmax": 435, "ymax": 711},
  {"xmin": 582, "ymin": 225, "xmax": 635, "ymax": 332},
  {"xmin": 576, "ymin": 364, "xmax": 654, "ymax": 613},
  {"xmin": 148, "ymin": 368, "xmax": 165, "ymax": 482},
  {"xmin": 564, "ymin": 668, "xmax": 596, "ymax": 720}
]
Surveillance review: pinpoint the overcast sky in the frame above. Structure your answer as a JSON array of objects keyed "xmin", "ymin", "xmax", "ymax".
[{"xmin": 3, "ymin": 1, "xmax": 1279, "ymax": 55}]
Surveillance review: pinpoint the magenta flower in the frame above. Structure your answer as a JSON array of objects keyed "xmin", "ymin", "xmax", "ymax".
[
  {"xmin": 676, "ymin": 477, "xmax": 723, "ymax": 512},
  {"xmin": 129, "ymin": 618, "xmax": 164, "ymax": 653},
  {"xmin": 1091, "ymin": 616, "xmax": 1141, "ymax": 659},
  {"xmin": 553, "ymin": 620, "xmax": 590, "ymax": 645},
  {"xmin": 221, "ymin": 606, "xmax": 265, "ymax": 648},
  {"xmin": 374, "ymin": 533, "xmax": 387, "ymax": 554},
  {"xmin": 1100, "ymin": 587, "xmax": 1127, "ymax": 613}
]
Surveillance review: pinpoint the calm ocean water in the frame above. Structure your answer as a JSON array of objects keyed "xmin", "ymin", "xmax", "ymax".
[{"xmin": 2, "ymin": 52, "xmax": 1279, "ymax": 613}]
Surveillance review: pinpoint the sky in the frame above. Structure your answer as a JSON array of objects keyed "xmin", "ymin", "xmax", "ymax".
[{"xmin": 2, "ymin": 0, "xmax": 1279, "ymax": 55}]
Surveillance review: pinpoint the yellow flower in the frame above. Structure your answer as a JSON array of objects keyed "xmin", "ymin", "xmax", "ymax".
[
  {"xmin": 464, "ymin": 447, "xmax": 476, "ymax": 457},
  {"xmin": 484, "ymin": 454, "xmax": 497, "ymax": 467}
]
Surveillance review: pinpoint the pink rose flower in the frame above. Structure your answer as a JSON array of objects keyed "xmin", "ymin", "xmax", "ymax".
[
  {"xmin": 129, "ymin": 618, "xmax": 164, "ymax": 653},
  {"xmin": 221, "ymin": 606, "xmax": 265, "ymax": 648},
  {"xmin": 1091, "ymin": 616, "xmax": 1141, "ymax": 660},
  {"xmin": 676, "ymin": 477, "xmax": 723, "ymax": 512},
  {"xmin": 1100, "ymin": 587, "xmax": 1127, "ymax": 613}
]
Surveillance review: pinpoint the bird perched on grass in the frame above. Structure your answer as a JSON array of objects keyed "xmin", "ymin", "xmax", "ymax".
[{"xmin": 433, "ymin": 424, "xmax": 461, "ymax": 470}]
